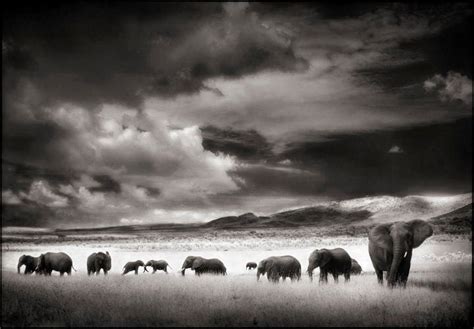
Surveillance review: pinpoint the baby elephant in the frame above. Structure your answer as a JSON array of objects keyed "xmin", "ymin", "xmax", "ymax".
[
  {"xmin": 246, "ymin": 262, "xmax": 257, "ymax": 270},
  {"xmin": 87, "ymin": 251, "xmax": 111, "ymax": 275},
  {"xmin": 144, "ymin": 260, "xmax": 172, "ymax": 273},
  {"xmin": 122, "ymin": 260, "xmax": 145, "ymax": 275}
]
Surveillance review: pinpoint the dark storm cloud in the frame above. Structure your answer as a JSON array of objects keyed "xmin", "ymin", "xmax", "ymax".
[
  {"xmin": 281, "ymin": 118, "xmax": 472, "ymax": 199},
  {"xmin": 354, "ymin": 10, "xmax": 472, "ymax": 92},
  {"xmin": 89, "ymin": 175, "xmax": 121, "ymax": 194},
  {"xmin": 201, "ymin": 126, "xmax": 273, "ymax": 161},
  {"xmin": 138, "ymin": 186, "xmax": 161, "ymax": 198},
  {"xmin": 1, "ymin": 159, "xmax": 76, "ymax": 193},
  {"xmin": 3, "ymin": 2, "xmax": 307, "ymax": 109}
]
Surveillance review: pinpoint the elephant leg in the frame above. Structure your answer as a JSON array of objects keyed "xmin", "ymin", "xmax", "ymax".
[
  {"xmin": 397, "ymin": 251, "xmax": 412, "ymax": 287},
  {"xmin": 333, "ymin": 273, "xmax": 339, "ymax": 283},
  {"xmin": 319, "ymin": 271, "xmax": 328, "ymax": 284},
  {"xmin": 104, "ymin": 270, "xmax": 108, "ymax": 275},
  {"xmin": 135, "ymin": 268, "xmax": 138, "ymax": 275},
  {"xmin": 67, "ymin": 270, "xmax": 71, "ymax": 276},
  {"xmin": 344, "ymin": 272, "xmax": 350, "ymax": 282},
  {"xmin": 375, "ymin": 269, "xmax": 383, "ymax": 285},
  {"xmin": 60, "ymin": 272, "xmax": 64, "ymax": 276},
  {"xmin": 153, "ymin": 269, "xmax": 157, "ymax": 274}
]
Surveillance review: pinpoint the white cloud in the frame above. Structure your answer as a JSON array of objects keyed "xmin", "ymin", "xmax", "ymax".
[
  {"xmin": 388, "ymin": 145, "xmax": 404, "ymax": 154},
  {"xmin": 59, "ymin": 182, "xmax": 106, "ymax": 210},
  {"xmin": 20, "ymin": 181, "xmax": 68, "ymax": 208},
  {"xmin": 278, "ymin": 159, "xmax": 292, "ymax": 166},
  {"xmin": 120, "ymin": 217, "xmax": 144, "ymax": 225},
  {"xmin": 2, "ymin": 190, "xmax": 22, "ymax": 205},
  {"xmin": 424, "ymin": 71, "xmax": 472, "ymax": 106}
]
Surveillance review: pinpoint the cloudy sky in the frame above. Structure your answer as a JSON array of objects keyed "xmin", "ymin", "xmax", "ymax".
[{"xmin": 2, "ymin": 2, "xmax": 472, "ymax": 228}]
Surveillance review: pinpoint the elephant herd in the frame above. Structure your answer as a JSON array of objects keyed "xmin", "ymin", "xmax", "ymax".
[{"xmin": 17, "ymin": 219, "xmax": 433, "ymax": 288}]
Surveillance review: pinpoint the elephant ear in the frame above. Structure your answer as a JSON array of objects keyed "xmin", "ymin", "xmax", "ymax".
[
  {"xmin": 265, "ymin": 259, "xmax": 275, "ymax": 271},
  {"xmin": 369, "ymin": 223, "xmax": 393, "ymax": 250},
  {"xmin": 319, "ymin": 250, "xmax": 332, "ymax": 268},
  {"xmin": 406, "ymin": 219, "xmax": 433, "ymax": 248},
  {"xmin": 191, "ymin": 258, "xmax": 204, "ymax": 270}
]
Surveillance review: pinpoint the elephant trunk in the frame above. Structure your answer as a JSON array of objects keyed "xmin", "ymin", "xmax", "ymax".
[
  {"xmin": 181, "ymin": 268, "xmax": 186, "ymax": 276},
  {"xmin": 388, "ymin": 240, "xmax": 405, "ymax": 287},
  {"xmin": 307, "ymin": 264, "xmax": 315, "ymax": 282}
]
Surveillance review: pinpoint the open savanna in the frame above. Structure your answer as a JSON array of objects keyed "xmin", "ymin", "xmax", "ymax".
[{"xmin": 2, "ymin": 263, "xmax": 471, "ymax": 327}]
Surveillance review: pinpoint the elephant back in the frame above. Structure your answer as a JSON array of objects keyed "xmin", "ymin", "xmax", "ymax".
[
  {"xmin": 44, "ymin": 252, "xmax": 73, "ymax": 271},
  {"xmin": 87, "ymin": 253, "xmax": 97, "ymax": 269}
]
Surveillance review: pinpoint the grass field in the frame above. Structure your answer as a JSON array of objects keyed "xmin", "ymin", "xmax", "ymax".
[
  {"xmin": 2, "ymin": 230, "xmax": 472, "ymax": 327},
  {"xmin": 2, "ymin": 262, "xmax": 472, "ymax": 327}
]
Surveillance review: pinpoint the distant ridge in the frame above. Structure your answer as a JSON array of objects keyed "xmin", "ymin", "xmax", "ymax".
[
  {"xmin": 3, "ymin": 193, "xmax": 471, "ymax": 234},
  {"xmin": 204, "ymin": 207, "xmax": 372, "ymax": 229},
  {"xmin": 428, "ymin": 203, "xmax": 472, "ymax": 235}
]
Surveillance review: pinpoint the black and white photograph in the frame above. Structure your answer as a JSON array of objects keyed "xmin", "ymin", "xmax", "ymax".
[{"xmin": 2, "ymin": 2, "xmax": 472, "ymax": 327}]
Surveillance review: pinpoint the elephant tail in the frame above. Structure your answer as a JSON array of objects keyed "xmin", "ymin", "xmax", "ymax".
[
  {"xmin": 167, "ymin": 264, "xmax": 173, "ymax": 270},
  {"xmin": 72, "ymin": 265, "xmax": 77, "ymax": 272}
]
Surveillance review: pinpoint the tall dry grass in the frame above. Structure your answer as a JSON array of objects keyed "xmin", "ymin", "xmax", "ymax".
[{"xmin": 2, "ymin": 264, "xmax": 471, "ymax": 327}]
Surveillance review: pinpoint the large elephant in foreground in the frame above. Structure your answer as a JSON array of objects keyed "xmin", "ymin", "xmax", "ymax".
[
  {"xmin": 145, "ymin": 260, "xmax": 172, "ymax": 273},
  {"xmin": 368, "ymin": 219, "xmax": 433, "ymax": 287},
  {"xmin": 87, "ymin": 251, "xmax": 111, "ymax": 275},
  {"xmin": 257, "ymin": 256, "xmax": 301, "ymax": 282},
  {"xmin": 17, "ymin": 255, "xmax": 40, "ymax": 275},
  {"xmin": 35, "ymin": 252, "xmax": 76, "ymax": 276},
  {"xmin": 180, "ymin": 256, "xmax": 226, "ymax": 276},
  {"xmin": 307, "ymin": 248, "xmax": 352, "ymax": 283},
  {"xmin": 350, "ymin": 258, "xmax": 362, "ymax": 275},
  {"xmin": 122, "ymin": 260, "xmax": 145, "ymax": 275}
]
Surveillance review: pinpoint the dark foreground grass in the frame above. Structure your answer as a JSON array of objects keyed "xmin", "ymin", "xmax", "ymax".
[{"xmin": 2, "ymin": 264, "xmax": 472, "ymax": 327}]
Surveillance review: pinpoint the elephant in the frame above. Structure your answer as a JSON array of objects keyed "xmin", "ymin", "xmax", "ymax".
[
  {"xmin": 87, "ymin": 251, "xmax": 111, "ymax": 275},
  {"xmin": 246, "ymin": 262, "xmax": 257, "ymax": 270},
  {"xmin": 368, "ymin": 219, "xmax": 433, "ymax": 287},
  {"xmin": 122, "ymin": 260, "xmax": 145, "ymax": 275},
  {"xmin": 35, "ymin": 252, "xmax": 76, "ymax": 276},
  {"xmin": 144, "ymin": 260, "xmax": 172, "ymax": 273},
  {"xmin": 180, "ymin": 256, "xmax": 226, "ymax": 276},
  {"xmin": 257, "ymin": 256, "xmax": 301, "ymax": 282},
  {"xmin": 350, "ymin": 258, "xmax": 362, "ymax": 275},
  {"xmin": 307, "ymin": 248, "xmax": 352, "ymax": 283},
  {"xmin": 17, "ymin": 255, "xmax": 40, "ymax": 275}
]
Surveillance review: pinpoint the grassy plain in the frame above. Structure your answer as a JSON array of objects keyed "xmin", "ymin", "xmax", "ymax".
[
  {"xmin": 2, "ymin": 263, "xmax": 472, "ymax": 327},
  {"xmin": 2, "ymin": 227, "xmax": 472, "ymax": 327}
]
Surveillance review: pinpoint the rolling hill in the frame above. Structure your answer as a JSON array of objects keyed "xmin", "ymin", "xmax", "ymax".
[{"xmin": 3, "ymin": 193, "xmax": 471, "ymax": 236}]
